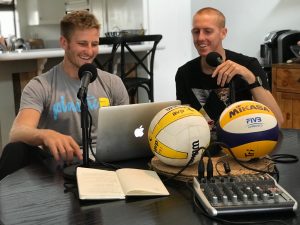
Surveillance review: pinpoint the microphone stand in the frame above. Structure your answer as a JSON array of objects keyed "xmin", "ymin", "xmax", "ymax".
[
  {"xmin": 63, "ymin": 89, "xmax": 90, "ymax": 180},
  {"xmin": 229, "ymin": 80, "xmax": 236, "ymax": 104},
  {"xmin": 80, "ymin": 93, "xmax": 90, "ymax": 167}
]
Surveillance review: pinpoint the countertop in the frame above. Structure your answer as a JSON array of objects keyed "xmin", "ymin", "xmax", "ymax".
[{"xmin": 0, "ymin": 43, "xmax": 159, "ymax": 61}]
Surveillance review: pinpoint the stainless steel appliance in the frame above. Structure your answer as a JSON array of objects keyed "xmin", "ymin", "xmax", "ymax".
[
  {"xmin": 260, "ymin": 30, "xmax": 290, "ymax": 67},
  {"xmin": 260, "ymin": 30, "xmax": 300, "ymax": 89},
  {"xmin": 260, "ymin": 30, "xmax": 300, "ymax": 66}
]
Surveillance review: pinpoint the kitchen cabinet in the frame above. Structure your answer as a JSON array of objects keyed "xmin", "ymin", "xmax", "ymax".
[
  {"xmin": 16, "ymin": 0, "xmax": 148, "ymax": 44},
  {"xmin": 27, "ymin": 0, "xmax": 65, "ymax": 25},
  {"xmin": 272, "ymin": 64, "xmax": 300, "ymax": 128},
  {"xmin": 65, "ymin": 0, "xmax": 90, "ymax": 12},
  {"xmin": 90, "ymin": 0, "xmax": 148, "ymax": 35}
]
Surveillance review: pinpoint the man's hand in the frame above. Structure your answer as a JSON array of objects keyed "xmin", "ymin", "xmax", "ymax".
[
  {"xmin": 211, "ymin": 60, "xmax": 255, "ymax": 87},
  {"xmin": 40, "ymin": 129, "xmax": 83, "ymax": 163},
  {"xmin": 10, "ymin": 108, "xmax": 83, "ymax": 163}
]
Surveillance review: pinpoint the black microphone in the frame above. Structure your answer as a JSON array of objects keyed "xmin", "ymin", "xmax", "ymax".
[
  {"xmin": 205, "ymin": 52, "xmax": 236, "ymax": 104},
  {"xmin": 77, "ymin": 63, "xmax": 97, "ymax": 99},
  {"xmin": 206, "ymin": 51, "xmax": 223, "ymax": 67}
]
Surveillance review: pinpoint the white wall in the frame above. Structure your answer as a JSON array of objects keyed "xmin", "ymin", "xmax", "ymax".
[
  {"xmin": 191, "ymin": 0, "xmax": 300, "ymax": 60},
  {"xmin": 147, "ymin": 0, "xmax": 192, "ymax": 101},
  {"xmin": 148, "ymin": 0, "xmax": 300, "ymax": 102}
]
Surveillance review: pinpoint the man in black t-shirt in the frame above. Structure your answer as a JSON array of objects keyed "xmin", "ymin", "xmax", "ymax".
[{"xmin": 175, "ymin": 7, "xmax": 283, "ymax": 136}]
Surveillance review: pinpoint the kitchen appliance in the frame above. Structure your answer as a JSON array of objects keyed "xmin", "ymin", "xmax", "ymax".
[
  {"xmin": 277, "ymin": 30, "xmax": 300, "ymax": 63},
  {"xmin": 260, "ymin": 30, "xmax": 290, "ymax": 67},
  {"xmin": 5, "ymin": 36, "xmax": 30, "ymax": 51},
  {"xmin": 260, "ymin": 30, "xmax": 300, "ymax": 89},
  {"xmin": 260, "ymin": 30, "xmax": 300, "ymax": 66}
]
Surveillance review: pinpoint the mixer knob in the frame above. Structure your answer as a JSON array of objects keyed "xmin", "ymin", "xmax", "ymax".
[
  {"xmin": 243, "ymin": 194, "xmax": 248, "ymax": 203},
  {"xmin": 274, "ymin": 193, "xmax": 280, "ymax": 203},
  {"xmin": 252, "ymin": 193, "xmax": 258, "ymax": 202},
  {"xmin": 222, "ymin": 195, "xmax": 228, "ymax": 205},
  {"xmin": 262, "ymin": 193, "xmax": 269, "ymax": 202},
  {"xmin": 232, "ymin": 195, "xmax": 238, "ymax": 205},
  {"xmin": 212, "ymin": 196, "xmax": 218, "ymax": 205}
]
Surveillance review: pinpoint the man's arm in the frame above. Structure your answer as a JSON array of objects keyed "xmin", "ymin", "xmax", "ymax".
[
  {"xmin": 250, "ymin": 87, "xmax": 284, "ymax": 127},
  {"xmin": 9, "ymin": 108, "xmax": 82, "ymax": 162}
]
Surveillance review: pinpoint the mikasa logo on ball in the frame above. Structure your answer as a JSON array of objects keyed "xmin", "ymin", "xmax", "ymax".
[{"xmin": 229, "ymin": 104, "xmax": 270, "ymax": 118}]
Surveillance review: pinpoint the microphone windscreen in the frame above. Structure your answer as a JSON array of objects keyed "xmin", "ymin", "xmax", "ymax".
[
  {"xmin": 206, "ymin": 52, "xmax": 223, "ymax": 67},
  {"xmin": 78, "ymin": 63, "xmax": 98, "ymax": 82}
]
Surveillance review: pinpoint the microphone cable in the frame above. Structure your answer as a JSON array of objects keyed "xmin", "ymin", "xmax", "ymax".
[
  {"xmin": 229, "ymin": 79, "xmax": 236, "ymax": 104},
  {"xmin": 79, "ymin": 99, "xmax": 120, "ymax": 170},
  {"xmin": 210, "ymin": 141, "xmax": 281, "ymax": 181},
  {"xmin": 87, "ymin": 110, "xmax": 121, "ymax": 170},
  {"xmin": 162, "ymin": 146, "xmax": 206, "ymax": 182},
  {"xmin": 269, "ymin": 154, "xmax": 298, "ymax": 163}
]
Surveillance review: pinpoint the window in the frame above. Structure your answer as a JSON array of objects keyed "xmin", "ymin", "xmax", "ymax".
[{"xmin": 0, "ymin": 0, "xmax": 16, "ymax": 37}]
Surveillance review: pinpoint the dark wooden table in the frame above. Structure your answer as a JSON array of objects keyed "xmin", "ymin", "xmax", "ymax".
[{"xmin": 0, "ymin": 129, "xmax": 299, "ymax": 225}]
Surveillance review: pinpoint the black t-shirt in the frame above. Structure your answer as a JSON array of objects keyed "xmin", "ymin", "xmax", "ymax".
[{"xmin": 175, "ymin": 49, "xmax": 269, "ymax": 141}]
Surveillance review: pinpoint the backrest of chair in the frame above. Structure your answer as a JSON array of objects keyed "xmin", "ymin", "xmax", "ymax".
[
  {"xmin": 94, "ymin": 37, "xmax": 122, "ymax": 73},
  {"xmin": 119, "ymin": 34, "xmax": 163, "ymax": 80},
  {"xmin": 95, "ymin": 35, "xmax": 162, "ymax": 79}
]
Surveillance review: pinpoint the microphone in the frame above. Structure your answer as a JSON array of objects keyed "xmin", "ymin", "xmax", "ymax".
[
  {"xmin": 77, "ymin": 63, "xmax": 98, "ymax": 99},
  {"xmin": 206, "ymin": 51, "xmax": 223, "ymax": 67},
  {"xmin": 205, "ymin": 52, "xmax": 236, "ymax": 104}
]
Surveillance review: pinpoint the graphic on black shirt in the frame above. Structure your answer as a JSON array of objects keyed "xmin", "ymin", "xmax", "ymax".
[{"xmin": 192, "ymin": 87, "xmax": 230, "ymax": 141}]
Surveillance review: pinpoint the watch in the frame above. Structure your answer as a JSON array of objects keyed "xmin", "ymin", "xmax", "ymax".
[{"xmin": 248, "ymin": 76, "xmax": 262, "ymax": 90}]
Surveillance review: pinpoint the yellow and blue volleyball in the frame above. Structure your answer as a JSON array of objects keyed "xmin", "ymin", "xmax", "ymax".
[
  {"xmin": 217, "ymin": 100, "xmax": 279, "ymax": 160},
  {"xmin": 148, "ymin": 105, "xmax": 210, "ymax": 167}
]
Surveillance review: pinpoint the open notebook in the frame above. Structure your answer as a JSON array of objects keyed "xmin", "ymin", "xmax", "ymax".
[{"xmin": 93, "ymin": 100, "xmax": 181, "ymax": 162}]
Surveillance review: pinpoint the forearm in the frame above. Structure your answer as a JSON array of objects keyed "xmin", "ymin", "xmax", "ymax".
[
  {"xmin": 9, "ymin": 125, "xmax": 83, "ymax": 161},
  {"xmin": 251, "ymin": 87, "xmax": 284, "ymax": 127},
  {"xmin": 9, "ymin": 125, "xmax": 46, "ymax": 147}
]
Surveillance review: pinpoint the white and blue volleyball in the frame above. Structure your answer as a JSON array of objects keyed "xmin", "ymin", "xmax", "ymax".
[{"xmin": 217, "ymin": 100, "xmax": 279, "ymax": 160}]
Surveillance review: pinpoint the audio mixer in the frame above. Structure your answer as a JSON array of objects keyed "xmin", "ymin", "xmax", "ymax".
[{"xmin": 193, "ymin": 173, "xmax": 297, "ymax": 216}]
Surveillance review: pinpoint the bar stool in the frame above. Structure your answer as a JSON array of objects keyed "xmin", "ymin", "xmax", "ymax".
[
  {"xmin": 95, "ymin": 35, "xmax": 163, "ymax": 103},
  {"xmin": 120, "ymin": 34, "xmax": 162, "ymax": 103}
]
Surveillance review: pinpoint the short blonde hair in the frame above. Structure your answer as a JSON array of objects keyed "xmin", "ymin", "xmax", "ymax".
[
  {"xmin": 60, "ymin": 10, "xmax": 100, "ymax": 41},
  {"xmin": 194, "ymin": 7, "xmax": 226, "ymax": 28}
]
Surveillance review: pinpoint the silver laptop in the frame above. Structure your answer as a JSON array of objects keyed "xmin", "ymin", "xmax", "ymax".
[{"xmin": 94, "ymin": 100, "xmax": 181, "ymax": 162}]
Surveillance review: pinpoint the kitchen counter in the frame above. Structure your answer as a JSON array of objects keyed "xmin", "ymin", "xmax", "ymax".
[
  {"xmin": 0, "ymin": 43, "xmax": 158, "ymax": 61},
  {"xmin": 0, "ymin": 48, "xmax": 64, "ymax": 61}
]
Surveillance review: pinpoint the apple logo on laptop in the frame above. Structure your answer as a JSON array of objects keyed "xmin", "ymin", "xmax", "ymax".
[{"xmin": 134, "ymin": 125, "xmax": 144, "ymax": 138}]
